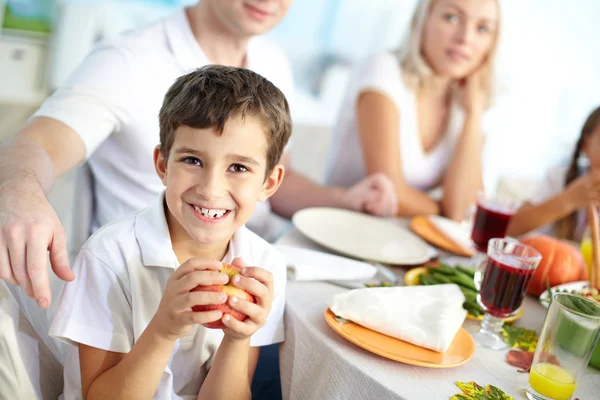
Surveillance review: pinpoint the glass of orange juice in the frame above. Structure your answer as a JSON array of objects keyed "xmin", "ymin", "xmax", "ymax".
[
  {"xmin": 580, "ymin": 231, "xmax": 593, "ymax": 279},
  {"xmin": 527, "ymin": 293, "xmax": 600, "ymax": 400}
]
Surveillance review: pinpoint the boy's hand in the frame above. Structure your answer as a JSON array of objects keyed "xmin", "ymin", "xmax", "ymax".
[
  {"xmin": 220, "ymin": 258, "xmax": 274, "ymax": 340},
  {"xmin": 149, "ymin": 258, "xmax": 229, "ymax": 341}
]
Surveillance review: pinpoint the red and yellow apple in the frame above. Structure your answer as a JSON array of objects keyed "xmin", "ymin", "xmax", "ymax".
[{"xmin": 191, "ymin": 263, "xmax": 255, "ymax": 329}]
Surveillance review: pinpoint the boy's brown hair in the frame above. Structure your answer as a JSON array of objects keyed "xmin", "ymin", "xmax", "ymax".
[{"xmin": 158, "ymin": 65, "xmax": 292, "ymax": 175}]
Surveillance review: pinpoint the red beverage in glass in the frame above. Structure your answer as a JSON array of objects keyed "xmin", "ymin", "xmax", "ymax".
[
  {"xmin": 471, "ymin": 203, "xmax": 514, "ymax": 253},
  {"xmin": 479, "ymin": 253, "xmax": 535, "ymax": 317}
]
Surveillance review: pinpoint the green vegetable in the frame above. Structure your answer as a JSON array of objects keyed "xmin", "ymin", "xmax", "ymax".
[
  {"xmin": 419, "ymin": 263, "xmax": 483, "ymax": 316},
  {"xmin": 501, "ymin": 325, "xmax": 538, "ymax": 352},
  {"xmin": 464, "ymin": 302, "xmax": 482, "ymax": 317},
  {"xmin": 570, "ymin": 295, "xmax": 600, "ymax": 316},
  {"xmin": 449, "ymin": 273, "xmax": 477, "ymax": 292},
  {"xmin": 435, "ymin": 263, "xmax": 457, "ymax": 275},
  {"xmin": 456, "ymin": 265, "xmax": 476, "ymax": 278},
  {"xmin": 452, "ymin": 381, "xmax": 514, "ymax": 400},
  {"xmin": 419, "ymin": 273, "xmax": 436, "ymax": 285},
  {"xmin": 460, "ymin": 288, "xmax": 478, "ymax": 302},
  {"xmin": 429, "ymin": 270, "xmax": 454, "ymax": 284}
]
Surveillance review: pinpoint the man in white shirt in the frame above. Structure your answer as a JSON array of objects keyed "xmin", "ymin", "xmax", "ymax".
[{"xmin": 0, "ymin": 0, "xmax": 397, "ymax": 309}]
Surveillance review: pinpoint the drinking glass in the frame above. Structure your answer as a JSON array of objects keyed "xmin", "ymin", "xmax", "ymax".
[
  {"xmin": 470, "ymin": 191, "xmax": 520, "ymax": 253},
  {"xmin": 472, "ymin": 238, "xmax": 542, "ymax": 350},
  {"xmin": 526, "ymin": 293, "xmax": 600, "ymax": 400}
]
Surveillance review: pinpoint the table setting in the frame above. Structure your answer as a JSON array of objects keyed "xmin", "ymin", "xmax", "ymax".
[{"xmin": 277, "ymin": 195, "xmax": 600, "ymax": 400}]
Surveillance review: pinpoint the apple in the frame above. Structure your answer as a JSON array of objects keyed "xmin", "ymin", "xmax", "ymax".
[{"xmin": 191, "ymin": 263, "xmax": 255, "ymax": 329}]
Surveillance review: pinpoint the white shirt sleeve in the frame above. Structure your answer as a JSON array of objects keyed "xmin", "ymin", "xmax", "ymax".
[
  {"xmin": 249, "ymin": 38, "xmax": 295, "ymax": 153},
  {"xmin": 32, "ymin": 43, "xmax": 136, "ymax": 158},
  {"xmin": 49, "ymin": 248, "xmax": 134, "ymax": 353},
  {"xmin": 249, "ymin": 250, "xmax": 286, "ymax": 347},
  {"xmin": 354, "ymin": 53, "xmax": 403, "ymax": 106},
  {"xmin": 528, "ymin": 166, "xmax": 568, "ymax": 205},
  {"xmin": 276, "ymin": 58, "xmax": 294, "ymax": 154}
]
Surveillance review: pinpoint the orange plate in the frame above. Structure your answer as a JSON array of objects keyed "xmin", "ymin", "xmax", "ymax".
[
  {"xmin": 324, "ymin": 308, "xmax": 475, "ymax": 368},
  {"xmin": 410, "ymin": 216, "xmax": 473, "ymax": 257}
]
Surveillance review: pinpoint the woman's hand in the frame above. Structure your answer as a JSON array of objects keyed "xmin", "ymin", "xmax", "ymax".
[
  {"xmin": 342, "ymin": 173, "xmax": 398, "ymax": 217},
  {"xmin": 457, "ymin": 64, "xmax": 489, "ymax": 116}
]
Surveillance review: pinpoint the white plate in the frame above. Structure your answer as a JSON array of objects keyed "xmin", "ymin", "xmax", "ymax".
[
  {"xmin": 428, "ymin": 215, "xmax": 473, "ymax": 250},
  {"xmin": 292, "ymin": 208, "xmax": 432, "ymax": 265},
  {"xmin": 539, "ymin": 281, "xmax": 589, "ymax": 307}
]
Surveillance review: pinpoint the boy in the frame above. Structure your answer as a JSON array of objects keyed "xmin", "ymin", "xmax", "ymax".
[{"xmin": 49, "ymin": 65, "xmax": 291, "ymax": 399}]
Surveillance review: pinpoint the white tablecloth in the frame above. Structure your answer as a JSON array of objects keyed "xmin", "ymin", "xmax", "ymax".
[
  {"xmin": 0, "ymin": 282, "xmax": 64, "ymax": 400},
  {"xmin": 278, "ymin": 228, "xmax": 600, "ymax": 400}
]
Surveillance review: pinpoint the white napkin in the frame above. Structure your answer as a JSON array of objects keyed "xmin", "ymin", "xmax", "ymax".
[
  {"xmin": 428, "ymin": 215, "xmax": 473, "ymax": 250},
  {"xmin": 276, "ymin": 245, "xmax": 377, "ymax": 282},
  {"xmin": 329, "ymin": 284, "xmax": 467, "ymax": 352}
]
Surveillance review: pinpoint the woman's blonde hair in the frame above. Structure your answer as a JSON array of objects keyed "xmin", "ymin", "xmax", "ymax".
[{"xmin": 397, "ymin": 0, "xmax": 501, "ymax": 109}]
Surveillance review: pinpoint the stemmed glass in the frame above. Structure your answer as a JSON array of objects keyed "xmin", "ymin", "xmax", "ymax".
[{"xmin": 472, "ymin": 238, "xmax": 542, "ymax": 350}]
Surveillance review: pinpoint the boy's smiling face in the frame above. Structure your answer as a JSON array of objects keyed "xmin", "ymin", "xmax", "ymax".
[{"xmin": 155, "ymin": 115, "xmax": 284, "ymax": 248}]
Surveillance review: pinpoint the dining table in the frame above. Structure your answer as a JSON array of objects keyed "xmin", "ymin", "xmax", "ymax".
[{"xmin": 276, "ymin": 227, "xmax": 600, "ymax": 400}]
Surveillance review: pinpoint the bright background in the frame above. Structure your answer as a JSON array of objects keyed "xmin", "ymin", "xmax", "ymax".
[{"xmin": 1, "ymin": 0, "xmax": 599, "ymax": 191}]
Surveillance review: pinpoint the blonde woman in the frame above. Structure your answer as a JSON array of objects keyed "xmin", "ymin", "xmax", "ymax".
[{"xmin": 325, "ymin": 0, "xmax": 500, "ymax": 220}]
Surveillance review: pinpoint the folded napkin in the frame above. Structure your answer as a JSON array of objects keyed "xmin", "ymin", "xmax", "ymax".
[
  {"xmin": 275, "ymin": 245, "xmax": 377, "ymax": 282},
  {"xmin": 428, "ymin": 215, "xmax": 473, "ymax": 250},
  {"xmin": 329, "ymin": 284, "xmax": 467, "ymax": 352}
]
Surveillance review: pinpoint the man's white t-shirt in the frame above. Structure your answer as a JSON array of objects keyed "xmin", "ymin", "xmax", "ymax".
[
  {"xmin": 324, "ymin": 52, "xmax": 468, "ymax": 190},
  {"xmin": 33, "ymin": 8, "xmax": 294, "ymax": 238},
  {"xmin": 49, "ymin": 193, "xmax": 286, "ymax": 400}
]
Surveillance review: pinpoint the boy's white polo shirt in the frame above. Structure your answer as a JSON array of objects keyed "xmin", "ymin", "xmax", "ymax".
[
  {"xmin": 32, "ymin": 8, "xmax": 294, "ymax": 239},
  {"xmin": 49, "ymin": 194, "xmax": 286, "ymax": 400}
]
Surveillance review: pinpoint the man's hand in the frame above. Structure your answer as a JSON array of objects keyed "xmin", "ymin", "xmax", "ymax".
[{"xmin": 0, "ymin": 177, "xmax": 73, "ymax": 308}]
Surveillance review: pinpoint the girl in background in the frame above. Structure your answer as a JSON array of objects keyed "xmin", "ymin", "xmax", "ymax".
[{"xmin": 508, "ymin": 106, "xmax": 600, "ymax": 241}]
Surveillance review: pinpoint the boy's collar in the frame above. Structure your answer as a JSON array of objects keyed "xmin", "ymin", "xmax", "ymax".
[
  {"xmin": 134, "ymin": 192, "xmax": 241, "ymax": 269},
  {"xmin": 134, "ymin": 192, "xmax": 178, "ymax": 269}
]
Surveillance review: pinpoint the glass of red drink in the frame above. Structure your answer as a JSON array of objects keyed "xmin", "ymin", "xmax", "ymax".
[
  {"xmin": 470, "ymin": 192, "xmax": 519, "ymax": 253},
  {"xmin": 472, "ymin": 238, "xmax": 542, "ymax": 350}
]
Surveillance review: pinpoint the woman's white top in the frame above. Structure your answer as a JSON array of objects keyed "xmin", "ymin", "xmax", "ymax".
[{"xmin": 325, "ymin": 52, "xmax": 466, "ymax": 190}]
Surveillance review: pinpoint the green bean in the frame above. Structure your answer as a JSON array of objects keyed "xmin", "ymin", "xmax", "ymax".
[
  {"xmin": 428, "ymin": 271, "xmax": 454, "ymax": 284},
  {"xmin": 464, "ymin": 302, "xmax": 482, "ymax": 317},
  {"xmin": 449, "ymin": 273, "xmax": 477, "ymax": 292},
  {"xmin": 571, "ymin": 296, "xmax": 600, "ymax": 316},
  {"xmin": 436, "ymin": 263, "xmax": 456, "ymax": 275},
  {"xmin": 419, "ymin": 273, "xmax": 436, "ymax": 285},
  {"xmin": 456, "ymin": 266, "xmax": 476, "ymax": 278}
]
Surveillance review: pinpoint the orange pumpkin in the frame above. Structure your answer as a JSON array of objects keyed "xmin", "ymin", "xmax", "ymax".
[{"xmin": 521, "ymin": 235, "xmax": 588, "ymax": 296}]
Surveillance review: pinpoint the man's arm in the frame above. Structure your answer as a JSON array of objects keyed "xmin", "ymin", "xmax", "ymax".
[
  {"xmin": 268, "ymin": 154, "xmax": 347, "ymax": 218},
  {"xmin": 0, "ymin": 117, "xmax": 85, "ymax": 306},
  {"xmin": 270, "ymin": 154, "xmax": 398, "ymax": 218}
]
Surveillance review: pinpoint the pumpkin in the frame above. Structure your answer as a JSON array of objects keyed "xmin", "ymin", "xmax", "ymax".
[{"xmin": 521, "ymin": 235, "xmax": 588, "ymax": 296}]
